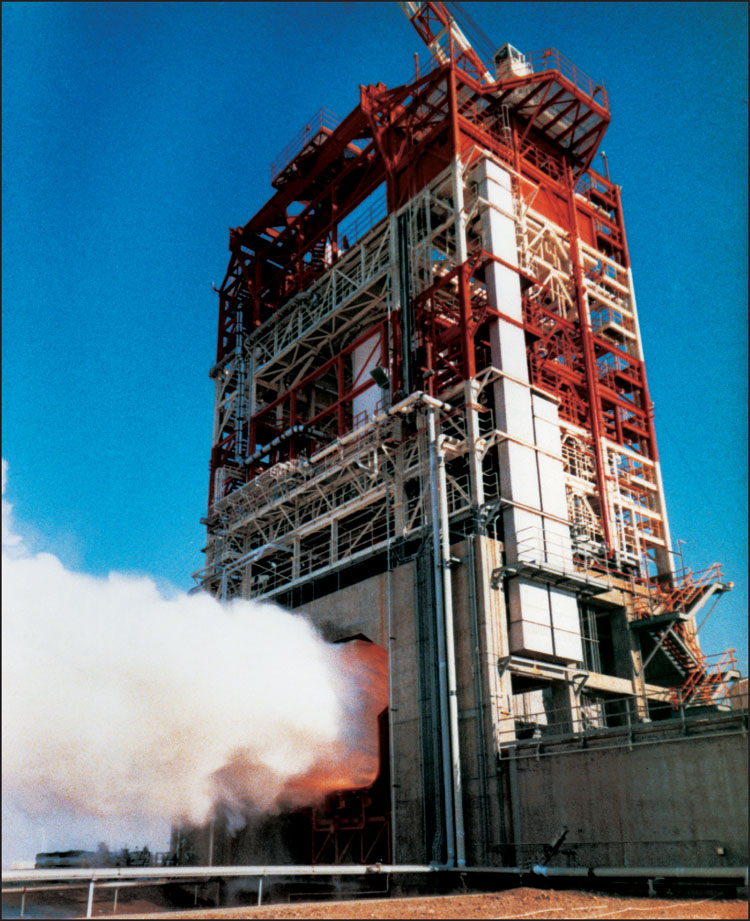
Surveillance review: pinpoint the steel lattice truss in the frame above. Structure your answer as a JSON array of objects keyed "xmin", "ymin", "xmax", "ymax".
[
  {"xmin": 202, "ymin": 143, "xmax": 670, "ymax": 596},
  {"xmin": 200, "ymin": 38, "xmax": 675, "ymax": 593},
  {"xmin": 197, "ymin": 405, "xmax": 472, "ymax": 601}
]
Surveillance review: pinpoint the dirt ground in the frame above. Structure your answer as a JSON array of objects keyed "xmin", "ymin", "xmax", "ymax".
[{"xmin": 99, "ymin": 887, "xmax": 748, "ymax": 920}]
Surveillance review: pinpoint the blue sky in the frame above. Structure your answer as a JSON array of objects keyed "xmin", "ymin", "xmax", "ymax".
[{"xmin": 2, "ymin": 2, "xmax": 747, "ymax": 671}]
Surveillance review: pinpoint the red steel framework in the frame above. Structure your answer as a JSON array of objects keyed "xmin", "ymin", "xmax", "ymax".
[
  {"xmin": 206, "ymin": 2, "xmax": 736, "ymax": 759},
  {"xmin": 209, "ymin": 3, "xmax": 651, "ymax": 555}
]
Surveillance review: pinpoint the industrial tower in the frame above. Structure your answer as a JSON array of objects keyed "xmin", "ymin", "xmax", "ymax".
[{"xmin": 195, "ymin": 3, "xmax": 740, "ymax": 869}]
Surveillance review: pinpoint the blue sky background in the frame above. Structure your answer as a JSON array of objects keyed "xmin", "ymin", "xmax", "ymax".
[{"xmin": 3, "ymin": 2, "xmax": 747, "ymax": 671}]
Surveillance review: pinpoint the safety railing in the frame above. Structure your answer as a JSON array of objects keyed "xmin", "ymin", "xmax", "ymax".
[
  {"xmin": 634, "ymin": 563, "xmax": 724, "ymax": 620},
  {"xmin": 337, "ymin": 191, "xmax": 388, "ymax": 250},
  {"xmin": 576, "ymin": 170, "xmax": 614, "ymax": 200},
  {"xmin": 351, "ymin": 396, "xmax": 389, "ymax": 433},
  {"xmin": 525, "ymin": 48, "xmax": 609, "ymax": 111},
  {"xmin": 670, "ymin": 649, "xmax": 738, "ymax": 709},
  {"xmin": 516, "ymin": 525, "xmax": 570, "ymax": 567},
  {"xmin": 270, "ymin": 107, "xmax": 341, "ymax": 183},
  {"xmin": 502, "ymin": 684, "xmax": 745, "ymax": 747},
  {"xmin": 590, "ymin": 306, "xmax": 631, "ymax": 336},
  {"xmin": 518, "ymin": 139, "xmax": 565, "ymax": 182}
]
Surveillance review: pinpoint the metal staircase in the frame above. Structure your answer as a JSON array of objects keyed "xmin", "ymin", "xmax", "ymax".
[{"xmin": 632, "ymin": 564, "xmax": 738, "ymax": 707}]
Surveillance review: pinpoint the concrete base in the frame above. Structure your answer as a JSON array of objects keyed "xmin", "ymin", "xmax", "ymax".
[{"xmin": 501, "ymin": 711, "xmax": 748, "ymax": 869}]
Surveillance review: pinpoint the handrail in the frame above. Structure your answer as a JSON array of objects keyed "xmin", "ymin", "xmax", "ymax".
[
  {"xmin": 670, "ymin": 649, "xmax": 738, "ymax": 708},
  {"xmin": 505, "ymin": 683, "xmax": 745, "ymax": 745},
  {"xmin": 634, "ymin": 563, "xmax": 724, "ymax": 619},
  {"xmin": 525, "ymin": 48, "xmax": 609, "ymax": 111},
  {"xmin": 338, "ymin": 192, "xmax": 388, "ymax": 249},
  {"xmin": 270, "ymin": 107, "xmax": 342, "ymax": 182}
]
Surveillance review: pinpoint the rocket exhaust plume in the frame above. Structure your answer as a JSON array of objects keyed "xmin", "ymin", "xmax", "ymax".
[
  {"xmin": 281, "ymin": 639, "xmax": 388, "ymax": 805},
  {"xmin": 1, "ymin": 460, "xmax": 387, "ymax": 866}
]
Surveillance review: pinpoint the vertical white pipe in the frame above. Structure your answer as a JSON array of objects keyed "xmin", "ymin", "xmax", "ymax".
[
  {"xmin": 86, "ymin": 880, "xmax": 95, "ymax": 919},
  {"xmin": 449, "ymin": 153, "xmax": 469, "ymax": 866},
  {"xmin": 427, "ymin": 409, "xmax": 456, "ymax": 866},
  {"xmin": 428, "ymin": 406, "xmax": 466, "ymax": 867},
  {"xmin": 436, "ymin": 422, "xmax": 467, "ymax": 867},
  {"xmin": 451, "ymin": 155, "xmax": 468, "ymax": 264}
]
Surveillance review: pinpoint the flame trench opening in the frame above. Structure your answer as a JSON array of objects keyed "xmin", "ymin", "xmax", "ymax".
[
  {"xmin": 284, "ymin": 638, "xmax": 389, "ymax": 802},
  {"xmin": 189, "ymin": 637, "xmax": 391, "ymax": 867}
]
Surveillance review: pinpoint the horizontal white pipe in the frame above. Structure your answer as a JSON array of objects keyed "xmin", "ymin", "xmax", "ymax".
[
  {"xmin": 5, "ymin": 863, "xmax": 745, "ymax": 885},
  {"xmin": 2, "ymin": 879, "xmax": 161, "ymax": 894},
  {"xmin": 2, "ymin": 864, "xmax": 439, "ymax": 883},
  {"xmin": 304, "ymin": 391, "xmax": 450, "ymax": 468}
]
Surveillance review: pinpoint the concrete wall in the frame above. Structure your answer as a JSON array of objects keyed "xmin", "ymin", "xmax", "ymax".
[
  {"xmin": 505, "ymin": 715, "xmax": 748, "ymax": 868},
  {"xmin": 295, "ymin": 536, "xmax": 517, "ymax": 866}
]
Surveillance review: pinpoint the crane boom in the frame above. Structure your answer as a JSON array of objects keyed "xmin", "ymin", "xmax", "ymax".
[{"xmin": 399, "ymin": 1, "xmax": 494, "ymax": 85}]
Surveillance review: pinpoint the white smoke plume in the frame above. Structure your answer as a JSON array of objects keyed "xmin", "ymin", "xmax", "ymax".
[{"xmin": 2, "ymin": 461, "xmax": 371, "ymax": 867}]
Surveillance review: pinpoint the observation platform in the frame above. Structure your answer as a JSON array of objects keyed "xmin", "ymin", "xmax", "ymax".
[
  {"xmin": 492, "ymin": 46, "xmax": 610, "ymax": 175},
  {"xmin": 270, "ymin": 108, "xmax": 340, "ymax": 187},
  {"xmin": 491, "ymin": 558, "xmax": 612, "ymax": 597},
  {"xmin": 270, "ymin": 108, "xmax": 366, "ymax": 192},
  {"xmin": 629, "ymin": 610, "xmax": 691, "ymax": 630}
]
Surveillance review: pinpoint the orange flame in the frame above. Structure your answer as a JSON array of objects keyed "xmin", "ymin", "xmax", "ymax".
[{"xmin": 281, "ymin": 640, "xmax": 388, "ymax": 805}]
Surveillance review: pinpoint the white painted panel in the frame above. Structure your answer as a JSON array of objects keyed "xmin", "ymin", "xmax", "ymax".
[
  {"xmin": 501, "ymin": 380, "xmax": 537, "ymax": 444},
  {"xmin": 551, "ymin": 589, "xmax": 583, "ymax": 662},
  {"xmin": 476, "ymin": 158, "xmax": 582, "ymax": 664},
  {"xmin": 509, "ymin": 578, "xmax": 555, "ymax": 656},
  {"xmin": 553, "ymin": 630, "xmax": 583, "ymax": 662},
  {"xmin": 490, "ymin": 322, "xmax": 529, "ymax": 382},
  {"xmin": 532, "ymin": 394, "xmax": 563, "ymax": 450},
  {"xmin": 352, "ymin": 332, "xmax": 381, "ymax": 422},
  {"xmin": 508, "ymin": 578, "xmax": 549, "ymax": 623},
  {"xmin": 505, "ymin": 506, "xmax": 542, "ymax": 562},
  {"xmin": 506, "ymin": 442, "xmax": 540, "ymax": 509},
  {"xmin": 532, "ymin": 393, "xmax": 573, "ymax": 564},
  {"xmin": 537, "ymin": 455, "xmax": 569, "ymax": 521},
  {"xmin": 512, "ymin": 620, "xmax": 554, "ymax": 657},
  {"xmin": 477, "ymin": 158, "xmax": 528, "ymax": 381},
  {"xmin": 519, "ymin": 579, "xmax": 552, "ymax": 627},
  {"xmin": 550, "ymin": 589, "xmax": 579, "ymax": 630},
  {"xmin": 508, "ymin": 576, "xmax": 581, "ymax": 660}
]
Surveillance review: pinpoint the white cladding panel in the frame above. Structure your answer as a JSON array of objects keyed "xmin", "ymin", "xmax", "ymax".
[
  {"xmin": 511, "ymin": 620, "xmax": 554, "ymax": 657},
  {"xmin": 550, "ymin": 589, "xmax": 584, "ymax": 662},
  {"xmin": 352, "ymin": 333, "xmax": 382, "ymax": 422},
  {"xmin": 532, "ymin": 393, "xmax": 573, "ymax": 558},
  {"xmin": 477, "ymin": 158, "xmax": 528, "ymax": 382},
  {"xmin": 508, "ymin": 579, "xmax": 582, "ymax": 662},
  {"xmin": 477, "ymin": 157, "xmax": 582, "ymax": 663},
  {"xmin": 509, "ymin": 578, "xmax": 551, "ymax": 626}
]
